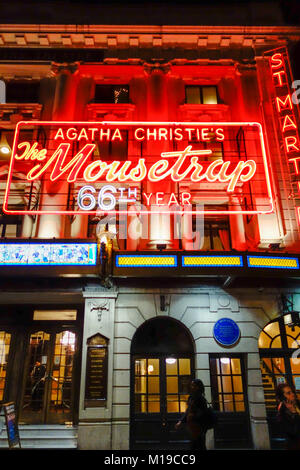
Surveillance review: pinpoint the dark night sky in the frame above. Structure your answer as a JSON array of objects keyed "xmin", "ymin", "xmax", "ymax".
[
  {"xmin": 0, "ymin": 0, "xmax": 299, "ymax": 26},
  {"xmin": 1, "ymin": 0, "xmax": 300, "ymax": 76}
]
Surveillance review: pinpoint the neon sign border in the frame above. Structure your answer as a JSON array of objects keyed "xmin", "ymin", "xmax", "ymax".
[{"xmin": 3, "ymin": 120, "xmax": 274, "ymax": 216}]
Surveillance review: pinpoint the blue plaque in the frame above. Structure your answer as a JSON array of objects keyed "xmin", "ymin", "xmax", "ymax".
[{"xmin": 213, "ymin": 318, "xmax": 240, "ymax": 346}]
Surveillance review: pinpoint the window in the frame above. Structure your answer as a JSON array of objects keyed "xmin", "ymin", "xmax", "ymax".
[
  {"xmin": 259, "ymin": 318, "xmax": 300, "ymax": 412},
  {"xmin": 93, "ymin": 85, "xmax": 129, "ymax": 103},
  {"xmin": 0, "ymin": 214, "xmax": 22, "ymax": 238},
  {"xmin": 95, "ymin": 130, "xmax": 128, "ymax": 161},
  {"xmin": 203, "ymin": 219, "xmax": 231, "ymax": 250},
  {"xmin": 191, "ymin": 210, "xmax": 231, "ymax": 251},
  {"xmin": 210, "ymin": 356, "xmax": 246, "ymax": 412},
  {"xmin": 187, "ymin": 138, "xmax": 224, "ymax": 162},
  {"xmin": 134, "ymin": 358, "xmax": 160, "ymax": 413},
  {"xmin": 134, "ymin": 357, "xmax": 191, "ymax": 414},
  {"xmin": 165, "ymin": 357, "xmax": 191, "ymax": 413},
  {"xmin": 185, "ymin": 85, "xmax": 218, "ymax": 104},
  {"xmin": 5, "ymin": 81, "xmax": 40, "ymax": 103},
  {"xmin": 0, "ymin": 331, "xmax": 11, "ymax": 402}
]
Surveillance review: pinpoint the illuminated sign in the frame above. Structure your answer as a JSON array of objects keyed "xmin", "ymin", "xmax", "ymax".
[
  {"xmin": 266, "ymin": 47, "xmax": 300, "ymax": 225},
  {"xmin": 0, "ymin": 243, "xmax": 97, "ymax": 265},
  {"xmin": 116, "ymin": 254, "xmax": 177, "ymax": 267},
  {"xmin": 247, "ymin": 255, "xmax": 299, "ymax": 269},
  {"xmin": 182, "ymin": 255, "xmax": 243, "ymax": 267},
  {"xmin": 3, "ymin": 121, "xmax": 273, "ymax": 216}
]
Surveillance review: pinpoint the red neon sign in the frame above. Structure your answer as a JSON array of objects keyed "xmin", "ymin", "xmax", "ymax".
[
  {"xmin": 3, "ymin": 121, "xmax": 273, "ymax": 216},
  {"xmin": 268, "ymin": 49, "xmax": 300, "ymax": 194}
]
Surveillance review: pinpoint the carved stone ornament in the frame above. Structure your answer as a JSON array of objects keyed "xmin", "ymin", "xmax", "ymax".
[
  {"xmin": 51, "ymin": 62, "xmax": 79, "ymax": 76},
  {"xmin": 144, "ymin": 61, "xmax": 171, "ymax": 75},
  {"xmin": 89, "ymin": 300, "xmax": 109, "ymax": 322}
]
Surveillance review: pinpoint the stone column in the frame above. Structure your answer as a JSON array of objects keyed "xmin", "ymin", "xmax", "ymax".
[
  {"xmin": 77, "ymin": 288, "xmax": 118, "ymax": 450},
  {"xmin": 37, "ymin": 63, "xmax": 80, "ymax": 238},
  {"xmin": 144, "ymin": 63, "xmax": 173, "ymax": 249}
]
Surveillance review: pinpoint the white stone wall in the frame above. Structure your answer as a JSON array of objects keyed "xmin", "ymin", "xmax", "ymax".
[{"xmin": 80, "ymin": 285, "xmax": 283, "ymax": 449}]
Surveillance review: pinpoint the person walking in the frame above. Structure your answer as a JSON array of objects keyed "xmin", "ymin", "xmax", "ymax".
[
  {"xmin": 276, "ymin": 382, "xmax": 300, "ymax": 450},
  {"xmin": 175, "ymin": 378, "xmax": 208, "ymax": 450}
]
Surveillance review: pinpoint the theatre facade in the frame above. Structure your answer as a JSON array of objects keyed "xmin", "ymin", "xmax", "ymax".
[{"xmin": 1, "ymin": 23, "xmax": 300, "ymax": 450}]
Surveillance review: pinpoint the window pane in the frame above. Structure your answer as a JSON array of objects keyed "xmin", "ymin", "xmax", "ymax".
[
  {"xmin": 290, "ymin": 357, "xmax": 300, "ymax": 376},
  {"xmin": 258, "ymin": 331, "xmax": 271, "ymax": 349},
  {"xmin": 166, "ymin": 359, "xmax": 177, "ymax": 375},
  {"xmin": 148, "ymin": 376, "xmax": 159, "ymax": 394},
  {"xmin": 179, "ymin": 359, "xmax": 191, "ymax": 375},
  {"xmin": 264, "ymin": 321, "xmax": 280, "ymax": 339},
  {"xmin": 222, "ymin": 375, "xmax": 233, "ymax": 393},
  {"xmin": 167, "ymin": 376, "xmax": 178, "ymax": 394},
  {"xmin": 180, "ymin": 394, "xmax": 189, "ymax": 412},
  {"xmin": 286, "ymin": 335, "xmax": 300, "ymax": 349},
  {"xmin": 232, "ymin": 375, "xmax": 243, "ymax": 393},
  {"xmin": 135, "ymin": 376, "xmax": 146, "ymax": 393},
  {"xmin": 209, "ymin": 143, "xmax": 223, "ymax": 161},
  {"xmin": 135, "ymin": 359, "xmax": 147, "ymax": 376},
  {"xmin": 167, "ymin": 396, "xmax": 179, "ymax": 413},
  {"xmin": 186, "ymin": 86, "xmax": 201, "ymax": 104},
  {"xmin": 231, "ymin": 359, "xmax": 241, "ymax": 375},
  {"xmin": 148, "ymin": 359, "xmax": 159, "ymax": 375},
  {"xmin": 285, "ymin": 324, "xmax": 300, "ymax": 344},
  {"xmin": 272, "ymin": 357, "xmax": 285, "ymax": 374},
  {"xmin": 148, "ymin": 395, "xmax": 160, "ymax": 413},
  {"xmin": 113, "ymin": 86, "xmax": 129, "ymax": 103},
  {"xmin": 217, "ymin": 375, "xmax": 222, "ymax": 393},
  {"xmin": 223, "ymin": 394, "xmax": 234, "ymax": 411},
  {"xmin": 202, "ymin": 86, "xmax": 218, "ymax": 104},
  {"xmin": 292, "ymin": 376, "xmax": 300, "ymax": 394},
  {"xmin": 50, "ymin": 331, "xmax": 76, "ymax": 412},
  {"xmin": 179, "ymin": 375, "xmax": 191, "ymax": 394},
  {"xmin": 271, "ymin": 336, "xmax": 282, "ymax": 348},
  {"xmin": 220, "ymin": 358, "xmax": 231, "ymax": 375},
  {"xmin": 235, "ymin": 395, "xmax": 245, "ymax": 412},
  {"xmin": 94, "ymin": 85, "xmax": 129, "ymax": 103},
  {"xmin": 135, "ymin": 394, "xmax": 147, "ymax": 413}
]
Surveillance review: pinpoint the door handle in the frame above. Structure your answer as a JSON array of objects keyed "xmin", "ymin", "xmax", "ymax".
[{"xmin": 162, "ymin": 418, "xmax": 167, "ymax": 427}]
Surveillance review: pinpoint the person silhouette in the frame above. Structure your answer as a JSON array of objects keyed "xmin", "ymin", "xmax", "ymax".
[
  {"xmin": 175, "ymin": 378, "xmax": 208, "ymax": 450},
  {"xmin": 30, "ymin": 361, "xmax": 46, "ymax": 411}
]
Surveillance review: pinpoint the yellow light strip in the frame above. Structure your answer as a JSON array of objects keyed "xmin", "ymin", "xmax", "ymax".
[
  {"xmin": 182, "ymin": 256, "xmax": 243, "ymax": 267},
  {"xmin": 183, "ymin": 256, "xmax": 242, "ymax": 267},
  {"xmin": 116, "ymin": 255, "xmax": 177, "ymax": 267},
  {"xmin": 247, "ymin": 256, "xmax": 299, "ymax": 269}
]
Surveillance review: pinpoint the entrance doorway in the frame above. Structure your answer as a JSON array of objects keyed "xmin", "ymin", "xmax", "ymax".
[
  {"xmin": 130, "ymin": 317, "xmax": 194, "ymax": 450},
  {"xmin": 19, "ymin": 328, "xmax": 78, "ymax": 424}
]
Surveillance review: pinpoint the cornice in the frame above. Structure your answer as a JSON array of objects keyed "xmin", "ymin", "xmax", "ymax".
[{"xmin": 0, "ymin": 24, "xmax": 299, "ymax": 50}]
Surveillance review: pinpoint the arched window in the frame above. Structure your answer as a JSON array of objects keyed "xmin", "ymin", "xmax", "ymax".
[
  {"xmin": 259, "ymin": 317, "xmax": 300, "ymax": 448},
  {"xmin": 259, "ymin": 318, "xmax": 300, "ymax": 413}
]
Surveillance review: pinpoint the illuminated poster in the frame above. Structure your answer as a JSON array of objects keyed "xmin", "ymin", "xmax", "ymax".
[
  {"xmin": 0, "ymin": 243, "xmax": 97, "ymax": 265},
  {"xmin": 3, "ymin": 121, "xmax": 273, "ymax": 216}
]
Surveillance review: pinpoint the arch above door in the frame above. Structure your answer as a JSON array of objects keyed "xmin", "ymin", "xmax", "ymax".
[{"xmin": 131, "ymin": 316, "xmax": 195, "ymax": 355}]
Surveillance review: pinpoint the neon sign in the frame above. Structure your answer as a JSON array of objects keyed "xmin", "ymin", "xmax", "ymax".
[
  {"xmin": 266, "ymin": 47, "xmax": 300, "ymax": 225},
  {"xmin": 3, "ymin": 121, "xmax": 273, "ymax": 215}
]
